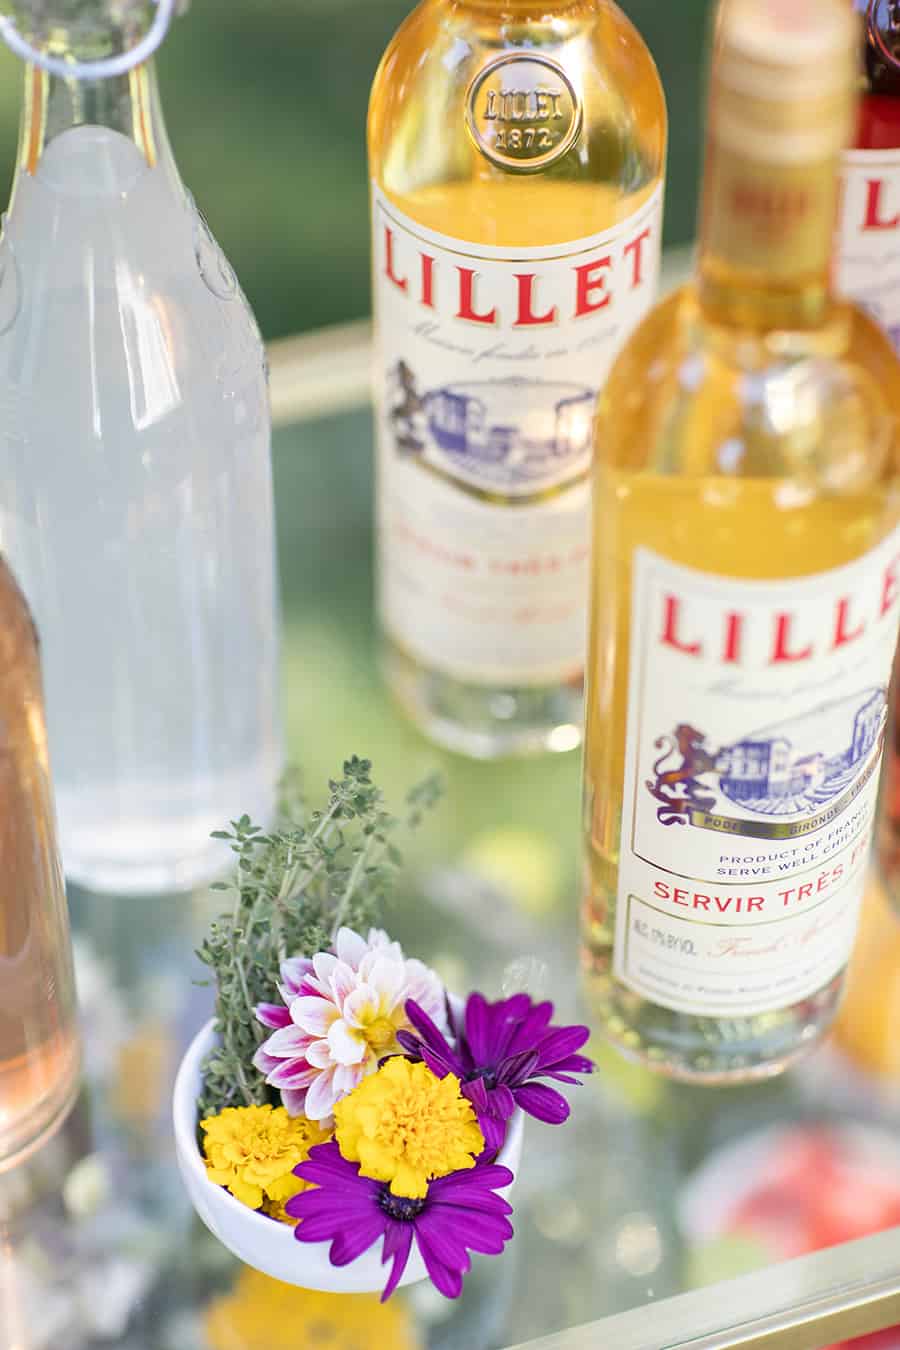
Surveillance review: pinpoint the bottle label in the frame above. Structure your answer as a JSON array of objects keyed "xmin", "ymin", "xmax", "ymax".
[
  {"xmin": 837, "ymin": 147, "xmax": 900, "ymax": 353},
  {"xmin": 614, "ymin": 537, "xmax": 900, "ymax": 1018},
  {"xmin": 373, "ymin": 183, "xmax": 664, "ymax": 685},
  {"xmin": 465, "ymin": 54, "xmax": 583, "ymax": 174}
]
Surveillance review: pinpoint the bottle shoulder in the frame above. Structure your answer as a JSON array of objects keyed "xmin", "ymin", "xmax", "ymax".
[
  {"xmin": 596, "ymin": 286, "xmax": 900, "ymax": 489},
  {"xmin": 368, "ymin": 0, "xmax": 666, "ymax": 246}
]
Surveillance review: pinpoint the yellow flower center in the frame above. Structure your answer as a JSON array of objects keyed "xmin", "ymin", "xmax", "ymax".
[
  {"xmin": 365, "ymin": 1015, "xmax": 397, "ymax": 1052},
  {"xmin": 334, "ymin": 1057, "xmax": 484, "ymax": 1199}
]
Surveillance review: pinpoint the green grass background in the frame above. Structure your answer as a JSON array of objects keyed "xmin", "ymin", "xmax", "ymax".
[{"xmin": 0, "ymin": 0, "xmax": 711, "ymax": 339}]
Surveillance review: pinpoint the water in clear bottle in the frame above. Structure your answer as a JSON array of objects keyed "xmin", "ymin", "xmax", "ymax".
[{"xmin": 0, "ymin": 56, "xmax": 282, "ymax": 894}]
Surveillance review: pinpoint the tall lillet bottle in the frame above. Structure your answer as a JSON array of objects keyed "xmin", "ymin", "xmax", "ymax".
[
  {"xmin": 368, "ymin": 0, "xmax": 666, "ymax": 757},
  {"xmin": 0, "ymin": 2, "xmax": 282, "ymax": 893},
  {"xmin": 582, "ymin": 0, "xmax": 900, "ymax": 1083},
  {"xmin": 842, "ymin": 0, "xmax": 900, "ymax": 906}
]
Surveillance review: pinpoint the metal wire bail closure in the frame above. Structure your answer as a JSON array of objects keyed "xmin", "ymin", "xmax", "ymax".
[{"xmin": 0, "ymin": 0, "xmax": 176, "ymax": 79}]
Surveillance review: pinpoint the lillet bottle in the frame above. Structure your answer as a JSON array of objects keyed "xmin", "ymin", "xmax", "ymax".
[
  {"xmin": 844, "ymin": 0, "xmax": 900, "ymax": 907},
  {"xmin": 0, "ymin": 1, "xmax": 282, "ymax": 892},
  {"xmin": 369, "ymin": 0, "xmax": 666, "ymax": 757},
  {"xmin": 582, "ymin": 0, "xmax": 900, "ymax": 1083}
]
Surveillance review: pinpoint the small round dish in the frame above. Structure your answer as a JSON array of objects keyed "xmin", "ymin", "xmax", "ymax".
[{"xmin": 173, "ymin": 1018, "xmax": 524, "ymax": 1293}]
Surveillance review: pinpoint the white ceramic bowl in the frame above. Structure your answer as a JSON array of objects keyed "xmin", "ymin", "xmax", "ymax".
[{"xmin": 173, "ymin": 1018, "xmax": 524, "ymax": 1293}]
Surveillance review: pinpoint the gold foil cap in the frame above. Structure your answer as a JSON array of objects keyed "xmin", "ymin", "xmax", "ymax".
[{"xmin": 711, "ymin": 0, "xmax": 860, "ymax": 162}]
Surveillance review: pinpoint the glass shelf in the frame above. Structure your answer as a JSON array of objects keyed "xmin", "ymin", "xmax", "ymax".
[{"xmin": 3, "ymin": 319, "xmax": 900, "ymax": 1350}]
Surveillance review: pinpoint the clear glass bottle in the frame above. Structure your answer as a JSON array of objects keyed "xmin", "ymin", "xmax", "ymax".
[
  {"xmin": 368, "ymin": 0, "xmax": 666, "ymax": 758},
  {"xmin": 582, "ymin": 0, "xmax": 900, "ymax": 1083},
  {"xmin": 0, "ymin": 2, "xmax": 282, "ymax": 893},
  {"xmin": 0, "ymin": 557, "xmax": 80, "ymax": 1171}
]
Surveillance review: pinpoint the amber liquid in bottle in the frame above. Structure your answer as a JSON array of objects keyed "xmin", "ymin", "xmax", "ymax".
[
  {"xmin": 0, "ymin": 560, "xmax": 79, "ymax": 1170},
  {"xmin": 853, "ymin": 1, "xmax": 900, "ymax": 906},
  {"xmin": 368, "ymin": 0, "xmax": 666, "ymax": 758},
  {"xmin": 582, "ymin": 0, "xmax": 900, "ymax": 1082}
]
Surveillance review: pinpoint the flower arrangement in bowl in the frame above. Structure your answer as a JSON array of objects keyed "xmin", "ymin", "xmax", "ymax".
[{"xmin": 173, "ymin": 758, "xmax": 592, "ymax": 1301}]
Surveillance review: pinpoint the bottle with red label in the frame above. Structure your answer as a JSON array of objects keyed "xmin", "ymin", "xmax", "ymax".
[
  {"xmin": 582, "ymin": 0, "xmax": 900, "ymax": 1084},
  {"xmin": 849, "ymin": 2, "xmax": 900, "ymax": 913},
  {"xmin": 368, "ymin": 0, "xmax": 667, "ymax": 758}
]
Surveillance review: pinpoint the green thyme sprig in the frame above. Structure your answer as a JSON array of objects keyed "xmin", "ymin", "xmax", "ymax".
[{"xmin": 196, "ymin": 756, "xmax": 442, "ymax": 1117}]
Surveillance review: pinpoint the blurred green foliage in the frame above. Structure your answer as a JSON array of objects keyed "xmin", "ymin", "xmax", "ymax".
[{"xmin": 0, "ymin": 0, "xmax": 711, "ymax": 339}]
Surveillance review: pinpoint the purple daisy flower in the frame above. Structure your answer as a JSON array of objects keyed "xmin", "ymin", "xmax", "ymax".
[
  {"xmin": 286, "ymin": 1141, "xmax": 514, "ymax": 1301},
  {"xmin": 397, "ymin": 992, "xmax": 593, "ymax": 1152}
]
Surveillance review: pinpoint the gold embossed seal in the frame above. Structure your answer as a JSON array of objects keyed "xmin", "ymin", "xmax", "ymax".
[{"xmin": 465, "ymin": 52, "xmax": 582, "ymax": 173}]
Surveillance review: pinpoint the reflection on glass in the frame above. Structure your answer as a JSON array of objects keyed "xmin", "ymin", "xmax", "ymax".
[
  {"xmin": 203, "ymin": 1265, "xmax": 422, "ymax": 1350},
  {"xmin": 0, "ymin": 559, "xmax": 79, "ymax": 1172}
]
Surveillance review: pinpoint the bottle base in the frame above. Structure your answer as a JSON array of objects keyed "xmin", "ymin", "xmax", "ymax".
[
  {"xmin": 594, "ymin": 1022, "xmax": 819, "ymax": 1086},
  {"xmin": 63, "ymin": 842, "xmax": 230, "ymax": 897},
  {"xmin": 582, "ymin": 965, "xmax": 841, "ymax": 1086},
  {"xmin": 0, "ymin": 1034, "xmax": 81, "ymax": 1174},
  {"xmin": 382, "ymin": 638, "xmax": 583, "ymax": 759},
  {"xmin": 56, "ymin": 772, "xmax": 279, "ymax": 896}
]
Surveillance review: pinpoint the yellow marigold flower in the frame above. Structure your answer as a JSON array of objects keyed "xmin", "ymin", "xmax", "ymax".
[
  {"xmin": 204, "ymin": 1266, "xmax": 421, "ymax": 1350},
  {"xmin": 200, "ymin": 1104, "xmax": 330, "ymax": 1212},
  {"xmin": 334, "ymin": 1056, "xmax": 484, "ymax": 1199}
]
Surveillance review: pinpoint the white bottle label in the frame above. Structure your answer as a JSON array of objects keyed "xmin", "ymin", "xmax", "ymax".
[
  {"xmin": 373, "ymin": 184, "xmax": 664, "ymax": 686},
  {"xmin": 837, "ymin": 148, "xmax": 900, "ymax": 352},
  {"xmin": 614, "ymin": 537, "xmax": 900, "ymax": 1018}
]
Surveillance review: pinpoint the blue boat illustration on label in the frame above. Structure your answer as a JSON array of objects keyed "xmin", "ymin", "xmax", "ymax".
[
  {"xmin": 645, "ymin": 687, "xmax": 887, "ymax": 829},
  {"xmin": 386, "ymin": 361, "xmax": 594, "ymax": 492}
]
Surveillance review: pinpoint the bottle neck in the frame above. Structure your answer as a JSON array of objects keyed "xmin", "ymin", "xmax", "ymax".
[
  {"xmin": 10, "ymin": 2, "xmax": 176, "ymax": 176},
  {"xmin": 696, "ymin": 133, "xmax": 840, "ymax": 332}
]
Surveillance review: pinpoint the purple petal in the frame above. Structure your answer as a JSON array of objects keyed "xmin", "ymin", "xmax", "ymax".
[
  {"xmin": 396, "ymin": 1026, "xmax": 458, "ymax": 1078},
  {"xmin": 513, "ymin": 1081, "xmax": 570, "ymax": 1125},
  {"xmin": 414, "ymin": 1209, "xmax": 473, "ymax": 1273},
  {"xmin": 490, "ymin": 1083, "xmax": 516, "ymax": 1120},
  {"xmin": 506, "ymin": 999, "xmax": 553, "ymax": 1055},
  {"xmin": 463, "ymin": 993, "xmax": 492, "ymax": 1066},
  {"xmin": 404, "ymin": 1001, "xmax": 463, "ymax": 1071},
  {"xmin": 255, "ymin": 1002, "xmax": 292, "ymax": 1030},
  {"xmin": 293, "ymin": 1212, "xmax": 357, "ymax": 1243},
  {"xmin": 280, "ymin": 955, "xmax": 315, "ymax": 999},
  {"xmin": 381, "ymin": 1220, "xmax": 414, "ymax": 1302},
  {"xmin": 496, "ymin": 1049, "xmax": 539, "ymax": 1086},
  {"xmin": 330, "ymin": 1215, "xmax": 385, "ymax": 1265},
  {"xmin": 428, "ymin": 1164, "xmax": 514, "ymax": 1198},
  {"xmin": 533, "ymin": 1025, "xmax": 591, "ymax": 1069},
  {"xmin": 462, "ymin": 1077, "xmax": 489, "ymax": 1112},
  {"xmin": 415, "ymin": 1226, "xmax": 464, "ymax": 1299},
  {"xmin": 429, "ymin": 1203, "xmax": 514, "ymax": 1252},
  {"xmin": 475, "ymin": 1111, "xmax": 507, "ymax": 1154}
]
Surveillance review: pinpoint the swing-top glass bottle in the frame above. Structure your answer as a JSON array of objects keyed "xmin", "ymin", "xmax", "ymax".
[{"xmin": 0, "ymin": 1, "xmax": 282, "ymax": 893}]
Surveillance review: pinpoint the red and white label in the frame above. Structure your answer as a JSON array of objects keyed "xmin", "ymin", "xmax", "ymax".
[
  {"xmin": 373, "ymin": 184, "xmax": 663, "ymax": 685},
  {"xmin": 615, "ymin": 536, "xmax": 900, "ymax": 1018},
  {"xmin": 837, "ymin": 148, "xmax": 900, "ymax": 353}
]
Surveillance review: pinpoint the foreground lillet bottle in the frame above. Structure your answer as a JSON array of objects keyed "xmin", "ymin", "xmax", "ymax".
[
  {"xmin": 582, "ymin": 0, "xmax": 900, "ymax": 1082},
  {"xmin": 0, "ymin": 559, "xmax": 80, "ymax": 1170},
  {"xmin": 0, "ymin": 1, "xmax": 282, "ymax": 893},
  {"xmin": 368, "ymin": 0, "xmax": 666, "ymax": 757}
]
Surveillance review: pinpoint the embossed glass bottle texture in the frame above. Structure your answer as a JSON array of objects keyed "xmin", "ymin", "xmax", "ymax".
[
  {"xmin": 368, "ymin": 0, "xmax": 667, "ymax": 758},
  {"xmin": 0, "ymin": 5, "xmax": 282, "ymax": 893},
  {"xmin": 0, "ymin": 557, "xmax": 80, "ymax": 1171},
  {"xmin": 582, "ymin": 0, "xmax": 900, "ymax": 1083}
]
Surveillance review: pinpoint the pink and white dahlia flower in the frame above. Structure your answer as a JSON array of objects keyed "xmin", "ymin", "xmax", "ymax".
[{"xmin": 253, "ymin": 926, "xmax": 447, "ymax": 1124}]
